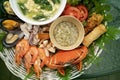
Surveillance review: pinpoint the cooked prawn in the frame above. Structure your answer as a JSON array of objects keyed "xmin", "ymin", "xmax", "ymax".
[
  {"xmin": 15, "ymin": 39, "xmax": 29, "ymax": 65},
  {"xmin": 38, "ymin": 48, "xmax": 46, "ymax": 61},
  {"xmin": 28, "ymin": 46, "xmax": 39, "ymax": 64},
  {"xmin": 33, "ymin": 56, "xmax": 42, "ymax": 78},
  {"xmin": 24, "ymin": 50, "xmax": 32, "ymax": 73}
]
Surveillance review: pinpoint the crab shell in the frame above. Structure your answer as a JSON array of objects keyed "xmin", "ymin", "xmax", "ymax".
[{"xmin": 41, "ymin": 46, "xmax": 88, "ymax": 75}]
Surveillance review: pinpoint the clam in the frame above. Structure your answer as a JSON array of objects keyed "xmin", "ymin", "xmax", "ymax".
[{"xmin": 2, "ymin": 30, "xmax": 24, "ymax": 48}]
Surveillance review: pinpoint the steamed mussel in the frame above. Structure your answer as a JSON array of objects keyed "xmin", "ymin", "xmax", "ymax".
[
  {"xmin": 0, "ymin": 18, "xmax": 21, "ymax": 32},
  {"xmin": 2, "ymin": 19, "xmax": 20, "ymax": 31},
  {"xmin": 0, "ymin": 0, "xmax": 14, "ymax": 16},
  {"xmin": 3, "ymin": 1, "xmax": 15, "ymax": 15},
  {"xmin": 0, "ymin": 17, "xmax": 24, "ymax": 48},
  {"xmin": 2, "ymin": 30, "xmax": 24, "ymax": 47}
]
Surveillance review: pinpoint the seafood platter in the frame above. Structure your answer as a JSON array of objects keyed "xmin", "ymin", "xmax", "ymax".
[{"xmin": 0, "ymin": 0, "xmax": 113, "ymax": 80}]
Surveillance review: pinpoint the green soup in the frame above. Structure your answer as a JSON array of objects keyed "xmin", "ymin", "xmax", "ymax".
[{"xmin": 17, "ymin": 0, "xmax": 61, "ymax": 21}]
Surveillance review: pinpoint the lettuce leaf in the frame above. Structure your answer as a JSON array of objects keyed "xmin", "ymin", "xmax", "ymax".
[{"xmin": 67, "ymin": 0, "xmax": 80, "ymax": 6}]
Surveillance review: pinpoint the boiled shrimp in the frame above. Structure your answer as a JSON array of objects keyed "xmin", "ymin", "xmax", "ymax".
[
  {"xmin": 24, "ymin": 46, "xmax": 39, "ymax": 74},
  {"xmin": 33, "ymin": 56, "xmax": 42, "ymax": 78},
  {"xmin": 28, "ymin": 46, "xmax": 39, "ymax": 64},
  {"xmin": 15, "ymin": 39, "xmax": 29, "ymax": 65},
  {"xmin": 24, "ymin": 50, "xmax": 32, "ymax": 73}
]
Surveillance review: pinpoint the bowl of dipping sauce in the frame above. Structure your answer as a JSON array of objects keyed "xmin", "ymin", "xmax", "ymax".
[
  {"xmin": 49, "ymin": 16, "xmax": 85, "ymax": 50},
  {"xmin": 9, "ymin": 0, "xmax": 67, "ymax": 25}
]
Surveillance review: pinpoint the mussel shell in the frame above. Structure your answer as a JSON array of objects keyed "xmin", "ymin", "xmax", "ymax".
[
  {"xmin": 0, "ymin": 0, "xmax": 9, "ymax": 17},
  {"xmin": 0, "ymin": 18, "xmax": 4, "ymax": 23},
  {"xmin": 3, "ymin": 0, "xmax": 15, "ymax": 15},
  {"xmin": 0, "ymin": 0, "xmax": 24, "ymax": 19},
  {"xmin": 0, "ymin": 17, "xmax": 6, "ymax": 30},
  {"xmin": 0, "ymin": 0, "xmax": 16, "ymax": 17},
  {"xmin": 0, "ymin": 17, "xmax": 23, "ymax": 32},
  {"xmin": 2, "ymin": 30, "xmax": 24, "ymax": 48}
]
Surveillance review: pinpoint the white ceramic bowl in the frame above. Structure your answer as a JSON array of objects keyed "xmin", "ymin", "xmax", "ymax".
[{"xmin": 9, "ymin": 0, "xmax": 67, "ymax": 25}]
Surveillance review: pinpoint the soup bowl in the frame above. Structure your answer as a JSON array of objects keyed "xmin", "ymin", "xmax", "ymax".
[{"xmin": 9, "ymin": 0, "xmax": 67, "ymax": 25}]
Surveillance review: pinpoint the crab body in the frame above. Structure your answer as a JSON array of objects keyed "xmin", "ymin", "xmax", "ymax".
[{"xmin": 41, "ymin": 46, "xmax": 88, "ymax": 75}]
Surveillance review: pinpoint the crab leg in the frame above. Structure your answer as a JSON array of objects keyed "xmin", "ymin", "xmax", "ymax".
[
  {"xmin": 72, "ymin": 46, "xmax": 88, "ymax": 64},
  {"xmin": 41, "ymin": 57, "xmax": 64, "ymax": 69},
  {"xmin": 46, "ymin": 63, "xmax": 64, "ymax": 69},
  {"xmin": 58, "ymin": 68, "xmax": 65, "ymax": 76},
  {"xmin": 76, "ymin": 61, "xmax": 82, "ymax": 71}
]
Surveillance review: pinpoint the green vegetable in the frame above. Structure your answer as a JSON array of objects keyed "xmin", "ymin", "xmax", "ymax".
[
  {"xmin": 80, "ymin": 0, "xmax": 112, "ymax": 22},
  {"xmin": 0, "ymin": 31, "xmax": 6, "ymax": 52},
  {"xmin": 95, "ymin": 27, "xmax": 120, "ymax": 48},
  {"xmin": 40, "ymin": 4, "xmax": 52, "ymax": 11},
  {"xmin": 34, "ymin": 0, "xmax": 52, "ymax": 11},
  {"xmin": 33, "ymin": 14, "xmax": 47, "ymax": 20},
  {"xmin": 57, "ymin": 67, "xmax": 72, "ymax": 80},
  {"xmin": 34, "ymin": 0, "xmax": 48, "ymax": 4},
  {"xmin": 52, "ymin": 0, "xmax": 60, "ymax": 4},
  {"xmin": 24, "ymin": 67, "xmax": 34, "ymax": 80},
  {"xmin": 83, "ymin": 44, "xmax": 95, "ymax": 64},
  {"xmin": 67, "ymin": 0, "xmax": 80, "ymax": 6},
  {"xmin": 103, "ymin": 14, "xmax": 113, "ymax": 23},
  {"xmin": 18, "ymin": 3, "xmax": 27, "ymax": 15},
  {"xmin": 83, "ymin": 26, "xmax": 120, "ymax": 67},
  {"xmin": 83, "ymin": 27, "xmax": 120, "ymax": 65}
]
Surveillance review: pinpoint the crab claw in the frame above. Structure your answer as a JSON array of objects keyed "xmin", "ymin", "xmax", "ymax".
[{"xmin": 72, "ymin": 46, "xmax": 88, "ymax": 64}]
